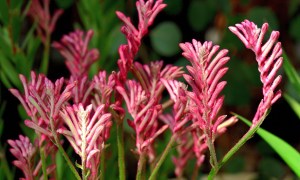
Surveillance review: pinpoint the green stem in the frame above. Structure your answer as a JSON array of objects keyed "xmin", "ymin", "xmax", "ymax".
[
  {"xmin": 208, "ymin": 115, "xmax": 265, "ymax": 179},
  {"xmin": 0, "ymin": 149, "xmax": 14, "ymax": 180},
  {"xmin": 39, "ymin": 146, "xmax": 48, "ymax": 180},
  {"xmin": 40, "ymin": 32, "xmax": 50, "ymax": 74},
  {"xmin": 117, "ymin": 122, "xmax": 126, "ymax": 180},
  {"xmin": 136, "ymin": 152, "xmax": 147, "ymax": 180},
  {"xmin": 49, "ymin": 119, "xmax": 81, "ymax": 180},
  {"xmin": 149, "ymin": 135, "xmax": 176, "ymax": 180},
  {"xmin": 206, "ymin": 134, "xmax": 218, "ymax": 171},
  {"xmin": 100, "ymin": 148, "xmax": 105, "ymax": 180}
]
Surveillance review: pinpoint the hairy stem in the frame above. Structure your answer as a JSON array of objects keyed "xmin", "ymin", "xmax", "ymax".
[
  {"xmin": 117, "ymin": 122, "xmax": 126, "ymax": 180},
  {"xmin": 208, "ymin": 113, "xmax": 266, "ymax": 179},
  {"xmin": 136, "ymin": 152, "xmax": 147, "ymax": 180},
  {"xmin": 49, "ymin": 118, "xmax": 81, "ymax": 180},
  {"xmin": 100, "ymin": 148, "xmax": 105, "ymax": 180},
  {"xmin": 206, "ymin": 134, "xmax": 218, "ymax": 171},
  {"xmin": 149, "ymin": 135, "xmax": 176, "ymax": 180}
]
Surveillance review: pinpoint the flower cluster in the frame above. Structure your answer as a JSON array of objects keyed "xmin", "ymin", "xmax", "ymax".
[
  {"xmin": 9, "ymin": 72, "xmax": 75, "ymax": 138},
  {"xmin": 7, "ymin": 0, "xmax": 284, "ymax": 179}
]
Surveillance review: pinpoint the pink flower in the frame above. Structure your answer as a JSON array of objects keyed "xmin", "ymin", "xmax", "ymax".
[
  {"xmin": 52, "ymin": 30, "xmax": 99, "ymax": 78},
  {"xmin": 229, "ymin": 20, "xmax": 283, "ymax": 125},
  {"xmin": 57, "ymin": 103, "xmax": 112, "ymax": 179},
  {"xmin": 116, "ymin": 80, "xmax": 168, "ymax": 159},
  {"xmin": 91, "ymin": 71, "xmax": 116, "ymax": 110},
  {"xmin": 172, "ymin": 132, "xmax": 195, "ymax": 177},
  {"xmin": 8, "ymin": 135, "xmax": 36, "ymax": 180},
  {"xmin": 28, "ymin": 0, "xmax": 63, "ymax": 44},
  {"xmin": 116, "ymin": 0, "xmax": 166, "ymax": 81},
  {"xmin": 9, "ymin": 71, "xmax": 75, "ymax": 137},
  {"xmin": 180, "ymin": 40, "xmax": 230, "ymax": 138},
  {"xmin": 160, "ymin": 79, "xmax": 190, "ymax": 133}
]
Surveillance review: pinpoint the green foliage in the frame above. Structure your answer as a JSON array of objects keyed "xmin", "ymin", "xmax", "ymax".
[
  {"xmin": 77, "ymin": 0, "xmax": 125, "ymax": 73},
  {"xmin": 284, "ymin": 94, "xmax": 300, "ymax": 119},
  {"xmin": 239, "ymin": 115, "xmax": 300, "ymax": 178},
  {"xmin": 290, "ymin": 15, "xmax": 300, "ymax": 42},
  {"xmin": 150, "ymin": 22, "xmax": 182, "ymax": 57},
  {"xmin": 187, "ymin": 0, "xmax": 216, "ymax": 32},
  {"xmin": 0, "ymin": 0, "xmax": 41, "ymax": 89}
]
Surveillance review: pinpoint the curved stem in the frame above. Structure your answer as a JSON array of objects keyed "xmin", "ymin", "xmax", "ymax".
[
  {"xmin": 149, "ymin": 135, "xmax": 176, "ymax": 180},
  {"xmin": 117, "ymin": 122, "xmax": 126, "ymax": 180},
  {"xmin": 49, "ymin": 118, "xmax": 81, "ymax": 180},
  {"xmin": 208, "ymin": 113, "xmax": 266, "ymax": 179},
  {"xmin": 136, "ymin": 152, "xmax": 147, "ymax": 180}
]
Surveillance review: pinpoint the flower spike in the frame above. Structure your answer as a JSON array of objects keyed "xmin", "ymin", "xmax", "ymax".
[
  {"xmin": 9, "ymin": 71, "xmax": 75, "ymax": 137},
  {"xmin": 8, "ymin": 135, "xmax": 36, "ymax": 180},
  {"xmin": 52, "ymin": 30, "xmax": 99, "ymax": 78},
  {"xmin": 229, "ymin": 20, "xmax": 283, "ymax": 125},
  {"xmin": 57, "ymin": 103, "xmax": 112, "ymax": 179},
  {"xmin": 116, "ymin": 0, "xmax": 166, "ymax": 81},
  {"xmin": 28, "ymin": 0, "xmax": 63, "ymax": 44},
  {"xmin": 180, "ymin": 40, "xmax": 229, "ymax": 137}
]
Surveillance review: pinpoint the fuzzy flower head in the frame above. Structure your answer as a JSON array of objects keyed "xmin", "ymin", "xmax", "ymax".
[
  {"xmin": 9, "ymin": 71, "xmax": 75, "ymax": 137},
  {"xmin": 52, "ymin": 30, "xmax": 99, "ymax": 78},
  {"xmin": 160, "ymin": 79, "xmax": 190, "ymax": 133},
  {"xmin": 180, "ymin": 40, "xmax": 230, "ymax": 137},
  {"xmin": 116, "ymin": 0, "xmax": 166, "ymax": 81},
  {"xmin": 229, "ymin": 20, "xmax": 283, "ymax": 124},
  {"xmin": 28, "ymin": 0, "xmax": 63, "ymax": 44},
  {"xmin": 57, "ymin": 103, "xmax": 112, "ymax": 178},
  {"xmin": 8, "ymin": 135, "xmax": 36, "ymax": 180},
  {"xmin": 91, "ymin": 71, "xmax": 116, "ymax": 110},
  {"xmin": 116, "ymin": 80, "xmax": 168, "ymax": 157}
]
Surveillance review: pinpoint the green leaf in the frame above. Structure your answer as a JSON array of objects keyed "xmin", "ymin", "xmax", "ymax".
[
  {"xmin": 0, "ymin": 30, "xmax": 13, "ymax": 57},
  {"xmin": 0, "ymin": 70, "xmax": 13, "ymax": 88},
  {"xmin": 187, "ymin": 0, "xmax": 215, "ymax": 32},
  {"xmin": 247, "ymin": 7, "xmax": 279, "ymax": 29},
  {"xmin": 150, "ymin": 21, "xmax": 182, "ymax": 57},
  {"xmin": 0, "ymin": 55, "xmax": 20, "ymax": 88},
  {"xmin": 284, "ymin": 94, "xmax": 300, "ymax": 119},
  {"xmin": 0, "ymin": 0, "xmax": 9, "ymax": 25},
  {"xmin": 239, "ymin": 115, "xmax": 300, "ymax": 177},
  {"xmin": 283, "ymin": 50, "xmax": 300, "ymax": 93},
  {"xmin": 290, "ymin": 15, "xmax": 300, "ymax": 41}
]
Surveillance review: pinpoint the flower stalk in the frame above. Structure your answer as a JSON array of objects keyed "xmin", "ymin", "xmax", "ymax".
[
  {"xmin": 149, "ymin": 135, "xmax": 176, "ymax": 180},
  {"xmin": 117, "ymin": 121, "xmax": 126, "ymax": 180}
]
